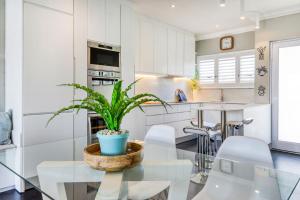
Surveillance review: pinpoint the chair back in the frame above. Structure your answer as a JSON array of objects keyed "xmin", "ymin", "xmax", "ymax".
[{"xmin": 144, "ymin": 125, "xmax": 177, "ymax": 161}]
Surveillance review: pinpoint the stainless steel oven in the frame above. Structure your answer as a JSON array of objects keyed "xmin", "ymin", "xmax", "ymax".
[
  {"xmin": 88, "ymin": 113, "xmax": 106, "ymax": 144},
  {"xmin": 88, "ymin": 41, "xmax": 121, "ymax": 72}
]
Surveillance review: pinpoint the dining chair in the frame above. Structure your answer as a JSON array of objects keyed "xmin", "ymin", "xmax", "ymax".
[
  {"xmin": 192, "ymin": 136, "xmax": 279, "ymax": 200},
  {"xmin": 143, "ymin": 125, "xmax": 177, "ymax": 161},
  {"xmin": 127, "ymin": 125, "xmax": 188, "ymax": 200}
]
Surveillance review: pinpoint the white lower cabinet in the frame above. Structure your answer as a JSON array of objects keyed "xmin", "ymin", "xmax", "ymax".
[
  {"xmin": 141, "ymin": 104, "xmax": 193, "ymax": 140},
  {"xmin": 23, "ymin": 139, "xmax": 74, "ymax": 178},
  {"xmin": 23, "ymin": 113, "xmax": 74, "ymax": 147}
]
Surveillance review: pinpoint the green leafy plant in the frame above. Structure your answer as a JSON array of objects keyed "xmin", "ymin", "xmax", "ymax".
[{"xmin": 48, "ymin": 80, "xmax": 169, "ymax": 133}]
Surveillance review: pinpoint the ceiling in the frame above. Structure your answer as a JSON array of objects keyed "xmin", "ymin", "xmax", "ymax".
[{"xmin": 130, "ymin": 0, "xmax": 300, "ymax": 37}]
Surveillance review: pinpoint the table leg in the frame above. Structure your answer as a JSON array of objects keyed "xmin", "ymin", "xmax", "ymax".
[{"xmin": 221, "ymin": 110, "xmax": 227, "ymax": 141}]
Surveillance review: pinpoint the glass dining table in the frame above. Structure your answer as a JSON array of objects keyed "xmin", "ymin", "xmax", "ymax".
[{"xmin": 0, "ymin": 142, "xmax": 299, "ymax": 200}]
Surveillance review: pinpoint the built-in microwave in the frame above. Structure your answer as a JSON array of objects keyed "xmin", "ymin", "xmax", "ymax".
[{"xmin": 87, "ymin": 41, "xmax": 121, "ymax": 72}]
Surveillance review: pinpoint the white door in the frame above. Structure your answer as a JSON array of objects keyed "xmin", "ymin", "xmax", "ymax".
[{"xmin": 271, "ymin": 38, "xmax": 300, "ymax": 152}]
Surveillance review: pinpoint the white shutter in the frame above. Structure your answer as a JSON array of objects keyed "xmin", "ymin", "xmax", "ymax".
[
  {"xmin": 199, "ymin": 59, "xmax": 215, "ymax": 84},
  {"xmin": 218, "ymin": 57, "xmax": 236, "ymax": 83},
  {"xmin": 240, "ymin": 54, "xmax": 255, "ymax": 83}
]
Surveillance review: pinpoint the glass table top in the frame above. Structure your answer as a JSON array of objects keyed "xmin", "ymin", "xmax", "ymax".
[{"xmin": 0, "ymin": 143, "xmax": 299, "ymax": 200}]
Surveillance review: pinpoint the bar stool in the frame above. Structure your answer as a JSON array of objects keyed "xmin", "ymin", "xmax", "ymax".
[{"xmin": 226, "ymin": 118, "xmax": 254, "ymax": 137}]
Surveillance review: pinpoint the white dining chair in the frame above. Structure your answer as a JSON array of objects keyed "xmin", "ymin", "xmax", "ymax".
[
  {"xmin": 127, "ymin": 125, "xmax": 176, "ymax": 199},
  {"xmin": 192, "ymin": 136, "xmax": 280, "ymax": 200},
  {"xmin": 143, "ymin": 125, "xmax": 177, "ymax": 161}
]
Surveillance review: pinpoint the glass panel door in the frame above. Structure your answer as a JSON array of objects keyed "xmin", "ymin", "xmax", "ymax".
[{"xmin": 271, "ymin": 39, "xmax": 300, "ymax": 152}]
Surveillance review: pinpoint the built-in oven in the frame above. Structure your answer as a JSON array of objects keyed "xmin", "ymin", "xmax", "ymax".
[
  {"xmin": 88, "ymin": 41, "xmax": 121, "ymax": 72},
  {"xmin": 88, "ymin": 113, "xmax": 106, "ymax": 144}
]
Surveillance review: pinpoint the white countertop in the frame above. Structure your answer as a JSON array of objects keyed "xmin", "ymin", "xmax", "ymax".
[{"xmin": 141, "ymin": 101, "xmax": 251, "ymax": 107}]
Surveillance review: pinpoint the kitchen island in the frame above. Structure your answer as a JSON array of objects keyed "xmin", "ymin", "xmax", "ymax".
[{"xmin": 131, "ymin": 102, "xmax": 271, "ymax": 144}]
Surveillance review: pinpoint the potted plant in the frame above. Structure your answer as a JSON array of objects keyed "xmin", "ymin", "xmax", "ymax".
[{"xmin": 48, "ymin": 80, "xmax": 168, "ymax": 156}]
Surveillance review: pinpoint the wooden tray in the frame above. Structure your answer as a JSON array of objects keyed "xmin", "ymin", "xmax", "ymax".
[{"xmin": 84, "ymin": 142, "xmax": 143, "ymax": 172}]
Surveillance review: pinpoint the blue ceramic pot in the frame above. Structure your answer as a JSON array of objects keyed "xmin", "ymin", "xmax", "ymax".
[{"xmin": 96, "ymin": 131, "xmax": 129, "ymax": 156}]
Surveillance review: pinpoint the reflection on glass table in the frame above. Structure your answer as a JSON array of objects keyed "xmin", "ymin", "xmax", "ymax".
[{"xmin": 0, "ymin": 143, "xmax": 299, "ymax": 200}]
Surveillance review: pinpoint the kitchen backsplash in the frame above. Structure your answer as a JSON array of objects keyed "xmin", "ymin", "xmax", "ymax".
[
  {"xmin": 193, "ymin": 88, "xmax": 255, "ymax": 103},
  {"xmin": 135, "ymin": 76, "xmax": 193, "ymax": 102},
  {"xmin": 135, "ymin": 76, "xmax": 254, "ymax": 103}
]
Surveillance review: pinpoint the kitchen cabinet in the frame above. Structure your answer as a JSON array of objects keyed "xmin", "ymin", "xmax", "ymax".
[
  {"xmin": 138, "ymin": 16, "xmax": 155, "ymax": 73},
  {"xmin": 87, "ymin": 0, "xmax": 121, "ymax": 45},
  {"xmin": 23, "ymin": 139, "xmax": 74, "ymax": 178},
  {"xmin": 167, "ymin": 28, "xmax": 177, "ymax": 75},
  {"xmin": 137, "ymin": 104, "xmax": 194, "ymax": 142},
  {"xmin": 74, "ymin": 0, "xmax": 88, "ymax": 139},
  {"xmin": 106, "ymin": 0, "xmax": 121, "ymax": 45},
  {"xmin": 176, "ymin": 31, "xmax": 184, "ymax": 76},
  {"xmin": 136, "ymin": 15, "xmax": 195, "ymax": 77},
  {"xmin": 87, "ymin": 0, "xmax": 106, "ymax": 43},
  {"xmin": 25, "ymin": 0, "xmax": 73, "ymax": 14},
  {"xmin": 23, "ymin": 113, "xmax": 74, "ymax": 147},
  {"xmin": 154, "ymin": 23, "xmax": 168, "ymax": 74},
  {"xmin": 184, "ymin": 33, "xmax": 196, "ymax": 77},
  {"xmin": 23, "ymin": 2, "xmax": 74, "ymax": 114}
]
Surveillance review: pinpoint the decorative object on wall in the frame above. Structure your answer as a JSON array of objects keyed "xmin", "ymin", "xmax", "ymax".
[
  {"xmin": 220, "ymin": 36, "xmax": 234, "ymax": 50},
  {"xmin": 257, "ymin": 65, "xmax": 268, "ymax": 76},
  {"xmin": 257, "ymin": 46, "xmax": 266, "ymax": 60},
  {"xmin": 258, "ymin": 85, "xmax": 266, "ymax": 96}
]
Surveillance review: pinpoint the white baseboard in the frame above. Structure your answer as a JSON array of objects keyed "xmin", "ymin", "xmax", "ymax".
[{"xmin": 0, "ymin": 185, "xmax": 15, "ymax": 193}]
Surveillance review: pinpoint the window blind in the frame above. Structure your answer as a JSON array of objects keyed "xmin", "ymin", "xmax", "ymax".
[
  {"xmin": 218, "ymin": 57, "xmax": 236, "ymax": 83},
  {"xmin": 199, "ymin": 59, "xmax": 215, "ymax": 84},
  {"xmin": 239, "ymin": 54, "xmax": 255, "ymax": 83}
]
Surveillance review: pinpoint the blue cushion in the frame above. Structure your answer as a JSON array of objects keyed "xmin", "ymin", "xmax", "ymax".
[{"xmin": 0, "ymin": 110, "xmax": 12, "ymax": 145}]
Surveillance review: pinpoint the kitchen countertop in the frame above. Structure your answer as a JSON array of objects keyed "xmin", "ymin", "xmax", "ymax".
[{"xmin": 141, "ymin": 101, "xmax": 251, "ymax": 107}]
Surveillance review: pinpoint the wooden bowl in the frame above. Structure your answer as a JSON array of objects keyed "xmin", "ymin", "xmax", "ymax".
[{"xmin": 83, "ymin": 142, "xmax": 143, "ymax": 172}]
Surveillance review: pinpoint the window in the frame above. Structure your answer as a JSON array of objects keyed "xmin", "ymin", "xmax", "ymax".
[
  {"xmin": 199, "ymin": 59, "xmax": 215, "ymax": 84},
  {"xmin": 239, "ymin": 54, "xmax": 255, "ymax": 83},
  {"xmin": 197, "ymin": 50, "xmax": 255, "ymax": 88},
  {"xmin": 0, "ymin": 0, "xmax": 4, "ymax": 111},
  {"xmin": 218, "ymin": 57, "xmax": 236, "ymax": 83}
]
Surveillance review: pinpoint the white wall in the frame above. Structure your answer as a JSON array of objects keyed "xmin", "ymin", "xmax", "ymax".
[{"xmin": 255, "ymin": 13, "xmax": 300, "ymax": 104}]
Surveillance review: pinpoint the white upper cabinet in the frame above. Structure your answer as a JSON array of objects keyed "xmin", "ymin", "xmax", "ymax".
[
  {"xmin": 136, "ymin": 14, "xmax": 194, "ymax": 77},
  {"xmin": 184, "ymin": 33, "xmax": 195, "ymax": 77},
  {"xmin": 138, "ymin": 16, "xmax": 155, "ymax": 73},
  {"xmin": 154, "ymin": 23, "xmax": 168, "ymax": 75},
  {"xmin": 176, "ymin": 31, "xmax": 184, "ymax": 76},
  {"xmin": 87, "ymin": 0, "xmax": 121, "ymax": 45},
  {"xmin": 25, "ymin": 0, "xmax": 73, "ymax": 14},
  {"xmin": 23, "ymin": 3, "xmax": 74, "ymax": 114},
  {"xmin": 106, "ymin": 0, "xmax": 121, "ymax": 45},
  {"xmin": 167, "ymin": 28, "xmax": 177, "ymax": 76},
  {"xmin": 88, "ymin": 0, "xmax": 106, "ymax": 43}
]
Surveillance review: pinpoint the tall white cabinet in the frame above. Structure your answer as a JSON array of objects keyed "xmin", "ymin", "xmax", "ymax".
[{"xmin": 4, "ymin": 0, "xmax": 88, "ymax": 182}]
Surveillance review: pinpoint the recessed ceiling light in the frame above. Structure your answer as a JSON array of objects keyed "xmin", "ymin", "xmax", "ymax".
[
  {"xmin": 171, "ymin": 4, "xmax": 175, "ymax": 8},
  {"xmin": 240, "ymin": 16, "xmax": 246, "ymax": 20},
  {"xmin": 255, "ymin": 15, "xmax": 260, "ymax": 29},
  {"xmin": 216, "ymin": 24, "xmax": 220, "ymax": 28},
  {"xmin": 219, "ymin": 0, "xmax": 226, "ymax": 7}
]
